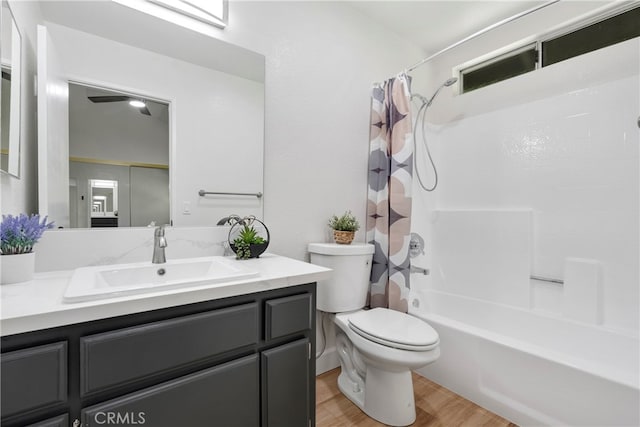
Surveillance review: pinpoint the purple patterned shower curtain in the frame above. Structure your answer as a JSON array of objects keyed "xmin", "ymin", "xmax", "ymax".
[{"xmin": 366, "ymin": 74, "xmax": 413, "ymax": 313}]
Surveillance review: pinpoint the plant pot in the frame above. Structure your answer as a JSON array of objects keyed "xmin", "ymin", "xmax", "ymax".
[
  {"xmin": 228, "ymin": 217, "xmax": 270, "ymax": 259},
  {"xmin": 230, "ymin": 242, "xmax": 269, "ymax": 259},
  {"xmin": 1, "ymin": 252, "xmax": 36, "ymax": 284},
  {"xmin": 333, "ymin": 230, "xmax": 355, "ymax": 245}
]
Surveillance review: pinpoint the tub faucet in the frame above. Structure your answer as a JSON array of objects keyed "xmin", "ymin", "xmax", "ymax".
[{"xmin": 152, "ymin": 225, "xmax": 168, "ymax": 264}]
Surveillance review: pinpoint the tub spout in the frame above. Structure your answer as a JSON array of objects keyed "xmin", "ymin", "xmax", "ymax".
[{"xmin": 410, "ymin": 265, "xmax": 429, "ymax": 275}]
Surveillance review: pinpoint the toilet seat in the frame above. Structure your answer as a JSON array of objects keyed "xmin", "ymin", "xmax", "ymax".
[{"xmin": 348, "ymin": 308, "xmax": 439, "ymax": 351}]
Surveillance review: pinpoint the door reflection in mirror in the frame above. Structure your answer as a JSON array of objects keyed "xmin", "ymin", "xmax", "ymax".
[{"xmin": 89, "ymin": 179, "xmax": 118, "ymax": 227}]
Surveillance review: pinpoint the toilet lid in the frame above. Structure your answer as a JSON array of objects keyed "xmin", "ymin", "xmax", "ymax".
[{"xmin": 348, "ymin": 308, "xmax": 439, "ymax": 351}]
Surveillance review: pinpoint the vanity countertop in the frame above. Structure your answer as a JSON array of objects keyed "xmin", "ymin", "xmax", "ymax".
[{"xmin": 0, "ymin": 254, "xmax": 331, "ymax": 337}]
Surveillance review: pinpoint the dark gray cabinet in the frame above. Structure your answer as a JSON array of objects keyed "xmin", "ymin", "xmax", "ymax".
[
  {"xmin": 1, "ymin": 283, "xmax": 316, "ymax": 427},
  {"xmin": 262, "ymin": 338, "xmax": 310, "ymax": 427}
]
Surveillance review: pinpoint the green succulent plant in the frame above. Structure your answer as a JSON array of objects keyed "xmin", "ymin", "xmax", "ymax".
[
  {"xmin": 232, "ymin": 225, "xmax": 266, "ymax": 260},
  {"xmin": 328, "ymin": 211, "xmax": 360, "ymax": 232}
]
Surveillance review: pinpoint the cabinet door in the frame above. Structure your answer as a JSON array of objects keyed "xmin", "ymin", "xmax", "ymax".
[
  {"xmin": 0, "ymin": 342, "xmax": 67, "ymax": 418},
  {"xmin": 82, "ymin": 355, "xmax": 259, "ymax": 427},
  {"xmin": 261, "ymin": 338, "xmax": 310, "ymax": 427}
]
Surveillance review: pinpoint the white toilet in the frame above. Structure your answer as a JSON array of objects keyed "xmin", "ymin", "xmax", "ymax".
[{"xmin": 308, "ymin": 243, "xmax": 440, "ymax": 426}]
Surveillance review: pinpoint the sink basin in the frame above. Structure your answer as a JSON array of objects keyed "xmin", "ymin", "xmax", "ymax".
[{"xmin": 63, "ymin": 257, "xmax": 259, "ymax": 303}]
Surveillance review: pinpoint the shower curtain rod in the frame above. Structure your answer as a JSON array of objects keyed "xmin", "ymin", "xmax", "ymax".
[{"xmin": 401, "ymin": 0, "xmax": 560, "ymax": 75}]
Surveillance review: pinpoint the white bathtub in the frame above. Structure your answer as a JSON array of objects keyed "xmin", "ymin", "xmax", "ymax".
[{"xmin": 410, "ymin": 289, "xmax": 640, "ymax": 427}]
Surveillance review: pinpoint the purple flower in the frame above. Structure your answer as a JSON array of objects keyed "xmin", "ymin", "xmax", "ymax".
[{"xmin": 0, "ymin": 214, "xmax": 55, "ymax": 255}]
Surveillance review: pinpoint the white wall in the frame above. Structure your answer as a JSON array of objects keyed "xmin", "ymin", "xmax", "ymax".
[
  {"xmin": 411, "ymin": 2, "xmax": 638, "ymax": 334},
  {"xmin": 0, "ymin": 1, "xmax": 42, "ymax": 216},
  {"xmin": 210, "ymin": 1, "xmax": 426, "ymax": 261}
]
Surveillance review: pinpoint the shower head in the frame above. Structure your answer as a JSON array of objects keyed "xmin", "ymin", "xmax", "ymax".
[
  {"xmin": 411, "ymin": 77, "xmax": 458, "ymax": 107},
  {"xmin": 424, "ymin": 77, "xmax": 458, "ymax": 107},
  {"xmin": 443, "ymin": 77, "xmax": 458, "ymax": 87}
]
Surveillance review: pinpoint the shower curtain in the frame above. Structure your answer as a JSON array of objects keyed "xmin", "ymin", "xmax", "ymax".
[{"xmin": 366, "ymin": 73, "xmax": 413, "ymax": 313}]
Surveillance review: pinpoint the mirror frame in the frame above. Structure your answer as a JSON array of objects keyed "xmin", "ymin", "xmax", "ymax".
[{"xmin": 1, "ymin": 0, "xmax": 22, "ymax": 177}]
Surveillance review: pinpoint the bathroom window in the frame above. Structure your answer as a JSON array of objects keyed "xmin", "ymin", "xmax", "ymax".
[
  {"xmin": 461, "ymin": 44, "xmax": 537, "ymax": 93},
  {"xmin": 458, "ymin": 4, "xmax": 640, "ymax": 94},
  {"xmin": 147, "ymin": 0, "xmax": 228, "ymax": 28},
  {"xmin": 541, "ymin": 6, "xmax": 640, "ymax": 67}
]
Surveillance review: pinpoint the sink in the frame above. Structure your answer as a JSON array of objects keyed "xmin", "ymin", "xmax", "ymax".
[{"xmin": 63, "ymin": 256, "xmax": 259, "ymax": 303}]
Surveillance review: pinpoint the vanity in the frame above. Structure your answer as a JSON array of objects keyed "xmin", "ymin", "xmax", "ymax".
[{"xmin": 1, "ymin": 254, "xmax": 330, "ymax": 427}]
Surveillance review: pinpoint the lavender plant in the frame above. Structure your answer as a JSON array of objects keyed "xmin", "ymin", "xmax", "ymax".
[{"xmin": 0, "ymin": 214, "xmax": 54, "ymax": 255}]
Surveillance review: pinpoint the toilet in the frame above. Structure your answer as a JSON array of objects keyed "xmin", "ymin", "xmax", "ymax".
[{"xmin": 308, "ymin": 243, "xmax": 440, "ymax": 426}]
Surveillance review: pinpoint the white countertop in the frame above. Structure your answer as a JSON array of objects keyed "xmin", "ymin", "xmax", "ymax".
[{"xmin": 0, "ymin": 254, "xmax": 331, "ymax": 336}]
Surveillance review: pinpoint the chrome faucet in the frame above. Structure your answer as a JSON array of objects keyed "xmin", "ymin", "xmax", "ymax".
[{"xmin": 152, "ymin": 225, "xmax": 168, "ymax": 264}]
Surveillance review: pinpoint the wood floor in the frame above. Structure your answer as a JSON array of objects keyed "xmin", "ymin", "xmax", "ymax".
[{"xmin": 316, "ymin": 368, "xmax": 518, "ymax": 427}]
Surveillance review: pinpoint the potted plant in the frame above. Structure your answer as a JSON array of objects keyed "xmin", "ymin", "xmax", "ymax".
[
  {"xmin": 1, "ymin": 214, "xmax": 54, "ymax": 284},
  {"xmin": 328, "ymin": 211, "xmax": 360, "ymax": 244},
  {"xmin": 228, "ymin": 216, "xmax": 270, "ymax": 260}
]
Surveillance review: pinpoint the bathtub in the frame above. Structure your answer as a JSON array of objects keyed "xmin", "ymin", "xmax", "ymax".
[{"xmin": 409, "ymin": 289, "xmax": 640, "ymax": 427}]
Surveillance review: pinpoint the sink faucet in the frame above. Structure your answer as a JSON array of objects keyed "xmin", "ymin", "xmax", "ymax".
[{"xmin": 152, "ymin": 225, "xmax": 168, "ymax": 264}]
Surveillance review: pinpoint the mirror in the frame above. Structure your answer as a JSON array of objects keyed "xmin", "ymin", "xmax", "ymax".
[
  {"xmin": 1, "ymin": 0, "xmax": 22, "ymax": 177},
  {"xmin": 68, "ymin": 83, "xmax": 170, "ymax": 228},
  {"xmin": 36, "ymin": 1, "xmax": 265, "ymax": 228}
]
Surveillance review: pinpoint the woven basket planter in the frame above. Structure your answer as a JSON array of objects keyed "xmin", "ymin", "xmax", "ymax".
[{"xmin": 333, "ymin": 230, "xmax": 355, "ymax": 245}]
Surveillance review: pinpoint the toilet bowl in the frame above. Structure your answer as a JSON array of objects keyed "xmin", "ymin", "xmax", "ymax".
[{"xmin": 308, "ymin": 243, "xmax": 440, "ymax": 426}]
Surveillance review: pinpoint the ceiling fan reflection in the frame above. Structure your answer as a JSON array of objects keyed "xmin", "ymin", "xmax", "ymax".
[{"xmin": 87, "ymin": 95, "xmax": 151, "ymax": 116}]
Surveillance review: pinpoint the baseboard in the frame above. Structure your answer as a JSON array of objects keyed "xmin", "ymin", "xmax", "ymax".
[{"xmin": 316, "ymin": 346, "xmax": 339, "ymax": 375}]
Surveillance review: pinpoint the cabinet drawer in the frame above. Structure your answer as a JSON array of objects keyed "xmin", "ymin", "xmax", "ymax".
[
  {"xmin": 26, "ymin": 414, "xmax": 69, "ymax": 427},
  {"xmin": 265, "ymin": 293, "xmax": 312, "ymax": 340},
  {"xmin": 82, "ymin": 355, "xmax": 259, "ymax": 427},
  {"xmin": 80, "ymin": 303, "xmax": 258, "ymax": 396},
  {"xmin": 0, "ymin": 342, "xmax": 67, "ymax": 418}
]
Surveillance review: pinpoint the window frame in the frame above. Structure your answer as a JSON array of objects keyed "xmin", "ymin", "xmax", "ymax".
[
  {"xmin": 459, "ymin": 42, "xmax": 538, "ymax": 93},
  {"xmin": 147, "ymin": 0, "xmax": 228, "ymax": 29},
  {"xmin": 454, "ymin": 2, "xmax": 639, "ymax": 94}
]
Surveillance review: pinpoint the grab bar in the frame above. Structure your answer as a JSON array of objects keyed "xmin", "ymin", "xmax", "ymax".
[
  {"xmin": 410, "ymin": 265, "xmax": 429, "ymax": 275},
  {"xmin": 530, "ymin": 275, "xmax": 564, "ymax": 285},
  {"xmin": 198, "ymin": 190, "xmax": 263, "ymax": 199}
]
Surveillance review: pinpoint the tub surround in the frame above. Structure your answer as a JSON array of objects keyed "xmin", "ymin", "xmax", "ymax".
[{"xmin": 1, "ymin": 253, "xmax": 331, "ymax": 336}]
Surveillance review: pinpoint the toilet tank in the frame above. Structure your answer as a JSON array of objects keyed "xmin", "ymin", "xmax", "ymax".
[{"xmin": 308, "ymin": 243, "xmax": 375, "ymax": 313}]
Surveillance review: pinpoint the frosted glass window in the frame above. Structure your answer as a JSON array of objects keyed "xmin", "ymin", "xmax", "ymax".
[{"xmin": 148, "ymin": 0, "xmax": 227, "ymax": 28}]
